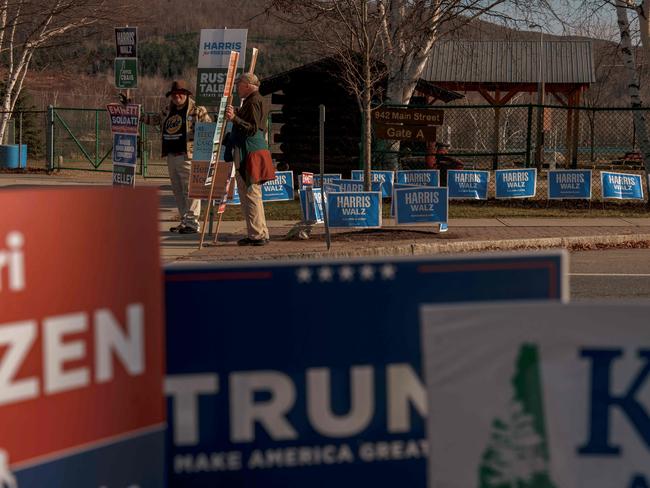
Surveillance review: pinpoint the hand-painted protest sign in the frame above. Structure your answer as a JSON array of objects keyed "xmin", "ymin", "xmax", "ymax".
[
  {"xmin": 299, "ymin": 187, "xmax": 324, "ymax": 224},
  {"xmin": 106, "ymin": 103, "xmax": 140, "ymax": 134},
  {"xmin": 115, "ymin": 27, "xmax": 137, "ymax": 58},
  {"xmin": 396, "ymin": 170, "xmax": 440, "ymax": 187},
  {"xmin": 1, "ymin": 187, "xmax": 165, "ymax": 487},
  {"xmin": 351, "ymin": 170, "xmax": 394, "ymax": 198},
  {"xmin": 261, "ymin": 171, "xmax": 294, "ymax": 201},
  {"xmin": 394, "ymin": 187, "xmax": 448, "ymax": 225},
  {"xmin": 112, "ymin": 163, "xmax": 136, "ymax": 187},
  {"xmin": 332, "ymin": 178, "xmax": 383, "ymax": 193},
  {"xmin": 601, "ymin": 171, "xmax": 644, "ymax": 200},
  {"xmin": 495, "ymin": 168, "xmax": 536, "ymax": 198},
  {"xmin": 112, "ymin": 133, "xmax": 137, "ymax": 166},
  {"xmin": 447, "ymin": 170, "xmax": 489, "ymax": 200},
  {"xmin": 115, "ymin": 58, "xmax": 137, "ymax": 89},
  {"xmin": 421, "ymin": 302, "xmax": 650, "ymax": 488},
  {"xmin": 164, "ymin": 251, "xmax": 566, "ymax": 488},
  {"xmin": 192, "ymin": 122, "xmax": 219, "ymax": 162},
  {"xmin": 547, "ymin": 169, "xmax": 592, "ymax": 199},
  {"xmin": 196, "ymin": 29, "xmax": 247, "ymax": 105},
  {"xmin": 328, "ymin": 191, "xmax": 382, "ymax": 228}
]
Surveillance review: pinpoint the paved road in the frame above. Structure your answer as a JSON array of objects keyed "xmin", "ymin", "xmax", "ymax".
[{"xmin": 569, "ymin": 249, "xmax": 650, "ymax": 301}]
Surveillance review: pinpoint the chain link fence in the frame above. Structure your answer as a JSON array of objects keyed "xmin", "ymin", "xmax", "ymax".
[{"xmin": 1, "ymin": 103, "xmax": 649, "ymax": 200}]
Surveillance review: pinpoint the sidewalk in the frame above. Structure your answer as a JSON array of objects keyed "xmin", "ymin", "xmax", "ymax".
[
  {"xmin": 3, "ymin": 173, "xmax": 650, "ymax": 263},
  {"xmin": 166, "ymin": 217, "xmax": 650, "ymax": 263}
]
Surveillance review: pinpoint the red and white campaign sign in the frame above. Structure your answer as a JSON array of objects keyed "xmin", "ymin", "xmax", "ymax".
[{"xmin": 0, "ymin": 187, "xmax": 165, "ymax": 483}]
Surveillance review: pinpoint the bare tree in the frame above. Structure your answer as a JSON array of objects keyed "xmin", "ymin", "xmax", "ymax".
[
  {"xmin": 614, "ymin": 0, "xmax": 650, "ymax": 186},
  {"xmin": 268, "ymin": 0, "xmax": 388, "ymax": 188},
  {"xmin": 266, "ymin": 0, "xmax": 528, "ymax": 181},
  {"xmin": 0, "ymin": 0, "xmax": 133, "ymax": 142}
]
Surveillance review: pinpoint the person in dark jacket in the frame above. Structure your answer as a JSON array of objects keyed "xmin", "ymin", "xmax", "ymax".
[{"xmin": 225, "ymin": 73, "xmax": 275, "ymax": 246}]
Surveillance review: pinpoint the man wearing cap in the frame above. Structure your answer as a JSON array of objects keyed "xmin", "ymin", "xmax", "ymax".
[
  {"xmin": 142, "ymin": 80, "xmax": 211, "ymax": 233},
  {"xmin": 225, "ymin": 73, "xmax": 275, "ymax": 246}
]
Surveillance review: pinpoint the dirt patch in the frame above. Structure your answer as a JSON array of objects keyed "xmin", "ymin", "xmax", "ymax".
[{"xmin": 309, "ymin": 228, "xmax": 453, "ymax": 242}]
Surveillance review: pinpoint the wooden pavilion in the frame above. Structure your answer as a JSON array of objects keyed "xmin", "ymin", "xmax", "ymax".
[{"xmin": 423, "ymin": 40, "xmax": 596, "ymax": 167}]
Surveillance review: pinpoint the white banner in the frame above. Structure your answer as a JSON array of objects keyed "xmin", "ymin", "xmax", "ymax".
[
  {"xmin": 198, "ymin": 29, "xmax": 247, "ymax": 68},
  {"xmin": 420, "ymin": 302, "xmax": 650, "ymax": 488}
]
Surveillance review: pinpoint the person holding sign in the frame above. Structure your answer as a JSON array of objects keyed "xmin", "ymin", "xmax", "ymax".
[
  {"xmin": 225, "ymin": 73, "xmax": 275, "ymax": 246},
  {"xmin": 142, "ymin": 80, "xmax": 211, "ymax": 233}
]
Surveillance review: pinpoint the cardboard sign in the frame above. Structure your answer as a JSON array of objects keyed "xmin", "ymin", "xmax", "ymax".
[
  {"xmin": 548, "ymin": 169, "xmax": 592, "ymax": 199},
  {"xmin": 448, "ymin": 170, "xmax": 490, "ymax": 200},
  {"xmin": 421, "ymin": 302, "xmax": 650, "ymax": 488},
  {"xmin": 112, "ymin": 163, "xmax": 136, "ymax": 187},
  {"xmin": 190, "ymin": 161, "xmax": 234, "ymax": 200},
  {"xmin": 262, "ymin": 171, "xmax": 294, "ymax": 202},
  {"xmin": 106, "ymin": 103, "xmax": 140, "ymax": 135},
  {"xmin": 114, "ymin": 58, "xmax": 138, "ymax": 89},
  {"xmin": 0, "ymin": 187, "xmax": 165, "ymax": 486},
  {"xmin": 495, "ymin": 168, "xmax": 537, "ymax": 199},
  {"xmin": 393, "ymin": 187, "xmax": 448, "ymax": 225},
  {"xmin": 351, "ymin": 170, "xmax": 394, "ymax": 198},
  {"xmin": 115, "ymin": 27, "xmax": 137, "ymax": 58},
  {"xmin": 601, "ymin": 171, "xmax": 644, "ymax": 200},
  {"xmin": 327, "ymin": 191, "xmax": 382, "ymax": 228},
  {"xmin": 163, "ymin": 251, "xmax": 566, "ymax": 487},
  {"xmin": 112, "ymin": 133, "xmax": 137, "ymax": 166},
  {"xmin": 396, "ymin": 170, "xmax": 440, "ymax": 187}
]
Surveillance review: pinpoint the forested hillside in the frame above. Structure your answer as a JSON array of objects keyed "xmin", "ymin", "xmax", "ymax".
[{"xmin": 15, "ymin": 0, "xmax": 638, "ymax": 109}]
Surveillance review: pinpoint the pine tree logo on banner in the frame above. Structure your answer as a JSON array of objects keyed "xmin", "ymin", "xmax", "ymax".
[{"xmin": 478, "ymin": 344, "xmax": 557, "ymax": 488}]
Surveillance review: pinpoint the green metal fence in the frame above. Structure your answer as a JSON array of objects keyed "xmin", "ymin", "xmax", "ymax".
[{"xmin": 2, "ymin": 104, "xmax": 650, "ymax": 187}]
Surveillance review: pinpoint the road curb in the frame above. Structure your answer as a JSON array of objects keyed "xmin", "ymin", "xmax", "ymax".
[{"xmin": 184, "ymin": 233, "xmax": 650, "ymax": 262}]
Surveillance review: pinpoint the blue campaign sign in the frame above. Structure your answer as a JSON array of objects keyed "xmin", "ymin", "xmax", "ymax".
[
  {"xmin": 547, "ymin": 170, "xmax": 592, "ymax": 199},
  {"xmin": 390, "ymin": 183, "xmax": 419, "ymax": 217},
  {"xmin": 332, "ymin": 178, "xmax": 383, "ymax": 193},
  {"xmin": 396, "ymin": 170, "xmax": 440, "ymax": 187},
  {"xmin": 447, "ymin": 170, "xmax": 489, "ymax": 200},
  {"xmin": 394, "ymin": 187, "xmax": 448, "ymax": 225},
  {"xmin": 327, "ymin": 191, "xmax": 382, "ymax": 228},
  {"xmin": 262, "ymin": 171, "xmax": 294, "ymax": 202},
  {"xmin": 192, "ymin": 122, "xmax": 218, "ymax": 161},
  {"xmin": 299, "ymin": 187, "xmax": 324, "ymax": 224},
  {"xmin": 601, "ymin": 171, "xmax": 644, "ymax": 200},
  {"xmin": 495, "ymin": 168, "xmax": 537, "ymax": 198},
  {"xmin": 314, "ymin": 174, "xmax": 343, "ymax": 188},
  {"xmin": 164, "ymin": 251, "xmax": 566, "ymax": 488},
  {"xmin": 351, "ymin": 170, "xmax": 394, "ymax": 198},
  {"xmin": 299, "ymin": 174, "xmax": 343, "ymax": 190},
  {"xmin": 112, "ymin": 133, "xmax": 137, "ymax": 166},
  {"xmin": 322, "ymin": 182, "xmax": 342, "ymax": 195}
]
